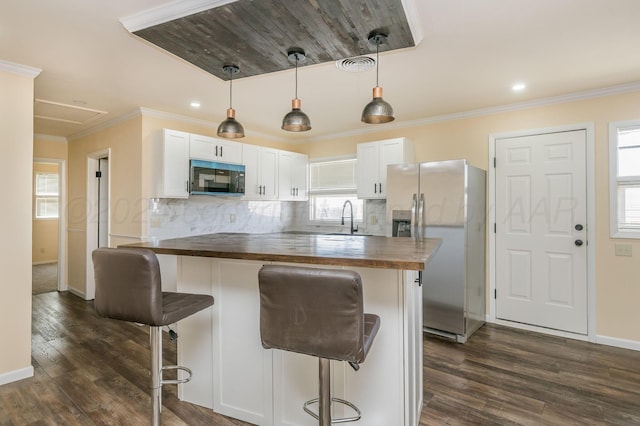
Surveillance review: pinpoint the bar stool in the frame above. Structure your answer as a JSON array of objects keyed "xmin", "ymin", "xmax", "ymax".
[
  {"xmin": 258, "ymin": 265, "xmax": 380, "ymax": 425},
  {"xmin": 92, "ymin": 247, "xmax": 214, "ymax": 426}
]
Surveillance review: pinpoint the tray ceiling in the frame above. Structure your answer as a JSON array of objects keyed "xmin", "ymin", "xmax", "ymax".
[{"xmin": 123, "ymin": 0, "xmax": 419, "ymax": 80}]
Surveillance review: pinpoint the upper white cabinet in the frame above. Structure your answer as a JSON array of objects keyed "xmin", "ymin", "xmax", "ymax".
[
  {"xmin": 357, "ymin": 138, "xmax": 413, "ymax": 199},
  {"xmin": 242, "ymin": 144, "xmax": 278, "ymax": 200},
  {"xmin": 151, "ymin": 129, "xmax": 190, "ymax": 198},
  {"xmin": 278, "ymin": 151, "xmax": 308, "ymax": 201},
  {"xmin": 189, "ymin": 134, "xmax": 242, "ymax": 164}
]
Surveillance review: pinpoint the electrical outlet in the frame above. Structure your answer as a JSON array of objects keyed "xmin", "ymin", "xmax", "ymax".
[
  {"xmin": 369, "ymin": 215, "xmax": 378, "ymax": 225},
  {"xmin": 615, "ymin": 244, "xmax": 632, "ymax": 257},
  {"xmin": 229, "ymin": 213, "xmax": 236, "ymax": 223}
]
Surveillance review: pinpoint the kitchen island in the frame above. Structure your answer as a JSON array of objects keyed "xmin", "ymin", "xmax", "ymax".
[{"xmin": 124, "ymin": 233, "xmax": 440, "ymax": 426}]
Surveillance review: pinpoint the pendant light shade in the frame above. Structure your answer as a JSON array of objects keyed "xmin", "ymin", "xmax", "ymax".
[
  {"xmin": 282, "ymin": 49, "xmax": 311, "ymax": 132},
  {"xmin": 361, "ymin": 31, "xmax": 395, "ymax": 124},
  {"xmin": 217, "ymin": 65, "xmax": 245, "ymax": 138}
]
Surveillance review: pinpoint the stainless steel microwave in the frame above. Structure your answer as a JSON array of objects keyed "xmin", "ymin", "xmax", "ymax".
[{"xmin": 190, "ymin": 160, "xmax": 245, "ymax": 196}]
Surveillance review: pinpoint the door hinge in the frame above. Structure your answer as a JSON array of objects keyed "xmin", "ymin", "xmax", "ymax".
[{"xmin": 95, "ymin": 171, "xmax": 102, "ymax": 178}]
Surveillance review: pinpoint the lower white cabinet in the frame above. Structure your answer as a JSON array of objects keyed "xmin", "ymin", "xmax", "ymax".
[{"xmin": 176, "ymin": 257, "xmax": 423, "ymax": 426}]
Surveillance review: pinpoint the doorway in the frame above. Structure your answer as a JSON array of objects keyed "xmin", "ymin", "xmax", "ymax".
[
  {"xmin": 85, "ymin": 149, "xmax": 110, "ymax": 300},
  {"xmin": 489, "ymin": 124, "xmax": 596, "ymax": 340},
  {"xmin": 32, "ymin": 158, "xmax": 67, "ymax": 294}
]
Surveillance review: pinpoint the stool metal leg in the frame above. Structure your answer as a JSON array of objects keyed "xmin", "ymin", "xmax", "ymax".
[
  {"xmin": 319, "ymin": 357, "xmax": 331, "ymax": 426},
  {"xmin": 150, "ymin": 326, "xmax": 162, "ymax": 426}
]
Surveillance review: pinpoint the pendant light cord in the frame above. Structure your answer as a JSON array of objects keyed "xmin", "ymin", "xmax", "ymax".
[
  {"xmin": 294, "ymin": 54, "xmax": 299, "ymax": 99},
  {"xmin": 229, "ymin": 71, "xmax": 233, "ymax": 109},
  {"xmin": 375, "ymin": 38, "xmax": 380, "ymax": 87}
]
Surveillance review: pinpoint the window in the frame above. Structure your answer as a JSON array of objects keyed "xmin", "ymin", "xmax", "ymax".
[
  {"xmin": 308, "ymin": 158, "xmax": 364, "ymax": 223},
  {"xmin": 609, "ymin": 120, "xmax": 640, "ymax": 238},
  {"xmin": 34, "ymin": 172, "xmax": 59, "ymax": 219}
]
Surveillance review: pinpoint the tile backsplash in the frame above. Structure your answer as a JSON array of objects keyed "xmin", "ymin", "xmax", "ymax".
[{"xmin": 145, "ymin": 196, "xmax": 387, "ymax": 241}]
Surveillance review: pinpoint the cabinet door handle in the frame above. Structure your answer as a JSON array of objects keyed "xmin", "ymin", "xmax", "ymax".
[
  {"xmin": 215, "ymin": 145, "xmax": 218, "ymax": 157},
  {"xmin": 220, "ymin": 146, "xmax": 223, "ymax": 157},
  {"xmin": 185, "ymin": 180, "xmax": 189, "ymax": 192},
  {"xmin": 374, "ymin": 183, "xmax": 377, "ymax": 193},
  {"xmin": 379, "ymin": 183, "xmax": 383, "ymax": 194},
  {"xmin": 259, "ymin": 185, "xmax": 263, "ymax": 195},
  {"xmin": 295, "ymin": 188, "xmax": 298, "ymax": 196}
]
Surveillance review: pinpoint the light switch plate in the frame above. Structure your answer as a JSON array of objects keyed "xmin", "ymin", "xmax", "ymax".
[{"xmin": 615, "ymin": 244, "xmax": 632, "ymax": 257}]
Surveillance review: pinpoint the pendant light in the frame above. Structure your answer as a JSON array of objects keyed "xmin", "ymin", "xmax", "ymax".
[
  {"xmin": 361, "ymin": 31, "xmax": 395, "ymax": 124},
  {"xmin": 217, "ymin": 64, "xmax": 245, "ymax": 138},
  {"xmin": 282, "ymin": 48, "xmax": 311, "ymax": 132}
]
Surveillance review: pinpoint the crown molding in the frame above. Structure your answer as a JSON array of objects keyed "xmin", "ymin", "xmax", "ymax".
[
  {"xmin": 0, "ymin": 59, "xmax": 41, "ymax": 78},
  {"xmin": 401, "ymin": 0, "xmax": 423, "ymax": 46},
  {"xmin": 68, "ymin": 108, "xmax": 141, "ymax": 141},
  {"xmin": 34, "ymin": 133, "xmax": 68, "ymax": 143},
  {"xmin": 120, "ymin": 0, "xmax": 237, "ymax": 32},
  {"xmin": 138, "ymin": 107, "xmax": 282, "ymax": 141},
  {"xmin": 306, "ymin": 80, "xmax": 640, "ymax": 143},
  {"xmin": 69, "ymin": 107, "xmax": 283, "ymax": 142}
]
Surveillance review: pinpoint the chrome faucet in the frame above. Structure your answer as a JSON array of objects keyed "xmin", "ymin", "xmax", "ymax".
[{"xmin": 341, "ymin": 200, "xmax": 358, "ymax": 234}]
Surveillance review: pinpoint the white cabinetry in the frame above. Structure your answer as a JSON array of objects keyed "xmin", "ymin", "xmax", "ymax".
[
  {"xmin": 150, "ymin": 129, "xmax": 190, "ymax": 198},
  {"xmin": 278, "ymin": 151, "xmax": 308, "ymax": 201},
  {"xmin": 189, "ymin": 133, "xmax": 242, "ymax": 164},
  {"xmin": 356, "ymin": 138, "xmax": 413, "ymax": 199},
  {"xmin": 243, "ymin": 144, "xmax": 278, "ymax": 200}
]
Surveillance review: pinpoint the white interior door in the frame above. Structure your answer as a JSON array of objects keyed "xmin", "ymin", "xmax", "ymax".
[{"xmin": 495, "ymin": 130, "xmax": 588, "ymax": 334}]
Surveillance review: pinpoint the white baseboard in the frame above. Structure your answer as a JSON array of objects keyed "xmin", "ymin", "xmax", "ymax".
[
  {"xmin": 596, "ymin": 335, "xmax": 640, "ymax": 352},
  {"xmin": 0, "ymin": 365, "xmax": 34, "ymax": 386},
  {"xmin": 486, "ymin": 315, "xmax": 640, "ymax": 351},
  {"xmin": 67, "ymin": 287, "xmax": 88, "ymax": 300}
]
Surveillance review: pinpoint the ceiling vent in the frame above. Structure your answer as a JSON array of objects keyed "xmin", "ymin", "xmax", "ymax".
[{"xmin": 335, "ymin": 56, "xmax": 376, "ymax": 73}]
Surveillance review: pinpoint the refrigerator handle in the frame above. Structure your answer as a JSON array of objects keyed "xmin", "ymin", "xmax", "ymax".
[
  {"xmin": 418, "ymin": 193, "xmax": 425, "ymax": 236},
  {"xmin": 411, "ymin": 193, "xmax": 417, "ymax": 237}
]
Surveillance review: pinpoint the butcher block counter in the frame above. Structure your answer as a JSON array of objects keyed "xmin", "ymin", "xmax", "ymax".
[
  {"xmin": 123, "ymin": 233, "xmax": 441, "ymax": 426},
  {"xmin": 124, "ymin": 232, "xmax": 440, "ymax": 270}
]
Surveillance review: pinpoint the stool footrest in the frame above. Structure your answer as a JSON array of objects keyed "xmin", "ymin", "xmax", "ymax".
[
  {"xmin": 303, "ymin": 397, "xmax": 362, "ymax": 424},
  {"xmin": 161, "ymin": 365, "xmax": 192, "ymax": 385}
]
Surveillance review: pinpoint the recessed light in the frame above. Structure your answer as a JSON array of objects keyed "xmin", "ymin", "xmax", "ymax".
[
  {"xmin": 512, "ymin": 83, "xmax": 526, "ymax": 92},
  {"xmin": 190, "ymin": 101, "xmax": 201, "ymax": 108}
]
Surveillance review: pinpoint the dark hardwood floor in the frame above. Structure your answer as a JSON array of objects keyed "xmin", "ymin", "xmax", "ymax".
[{"xmin": 1, "ymin": 291, "xmax": 640, "ymax": 425}]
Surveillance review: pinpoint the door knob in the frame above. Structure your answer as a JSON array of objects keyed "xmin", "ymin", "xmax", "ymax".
[
  {"xmin": 575, "ymin": 224, "xmax": 584, "ymax": 231},
  {"xmin": 575, "ymin": 239, "xmax": 584, "ymax": 247}
]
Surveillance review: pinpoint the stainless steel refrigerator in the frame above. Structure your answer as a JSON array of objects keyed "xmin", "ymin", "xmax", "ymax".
[{"xmin": 386, "ymin": 160, "xmax": 486, "ymax": 342}]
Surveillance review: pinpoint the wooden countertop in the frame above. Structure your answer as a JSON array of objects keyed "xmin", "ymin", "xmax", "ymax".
[{"xmin": 122, "ymin": 233, "xmax": 441, "ymax": 271}]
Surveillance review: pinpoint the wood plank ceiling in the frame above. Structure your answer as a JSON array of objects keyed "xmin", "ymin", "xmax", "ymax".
[{"xmin": 130, "ymin": 0, "xmax": 416, "ymax": 80}]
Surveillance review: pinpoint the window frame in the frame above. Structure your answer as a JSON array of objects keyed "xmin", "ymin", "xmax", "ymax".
[
  {"xmin": 609, "ymin": 119, "xmax": 640, "ymax": 238},
  {"xmin": 307, "ymin": 156, "xmax": 365, "ymax": 225},
  {"xmin": 34, "ymin": 171, "xmax": 60, "ymax": 220}
]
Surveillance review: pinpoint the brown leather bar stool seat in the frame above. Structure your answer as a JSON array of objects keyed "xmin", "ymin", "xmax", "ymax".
[
  {"xmin": 92, "ymin": 247, "xmax": 214, "ymax": 426},
  {"xmin": 258, "ymin": 265, "xmax": 380, "ymax": 425}
]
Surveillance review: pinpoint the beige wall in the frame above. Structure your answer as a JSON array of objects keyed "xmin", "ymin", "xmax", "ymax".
[
  {"xmin": 67, "ymin": 117, "xmax": 142, "ymax": 296},
  {"xmin": 0, "ymin": 69, "xmax": 35, "ymax": 378},
  {"xmin": 32, "ymin": 162, "xmax": 59, "ymax": 263},
  {"xmin": 301, "ymin": 90, "xmax": 640, "ymax": 342}
]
